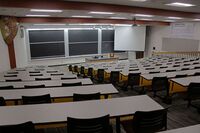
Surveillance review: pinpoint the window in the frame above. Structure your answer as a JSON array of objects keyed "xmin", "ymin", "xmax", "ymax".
[
  {"xmin": 68, "ymin": 30, "xmax": 98, "ymax": 56},
  {"xmin": 29, "ymin": 30, "xmax": 65, "ymax": 59}
]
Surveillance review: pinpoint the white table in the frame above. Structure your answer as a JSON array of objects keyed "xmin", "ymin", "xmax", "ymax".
[
  {"xmin": 157, "ymin": 124, "xmax": 200, "ymax": 133},
  {"xmin": 170, "ymin": 76, "xmax": 200, "ymax": 87},
  {"xmin": 0, "ymin": 95, "xmax": 163, "ymax": 133},
  {"xmin": 0, "ymin": 78, "xmax": 93, "ymax": 89},
  {"xmin": 0, "ymin": 84, "xmax": 118, "ymax": 100}
]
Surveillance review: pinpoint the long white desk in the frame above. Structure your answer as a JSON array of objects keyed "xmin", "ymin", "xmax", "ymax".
[
  {"xmin": 0, "ymin": 95, "xmax": 163, "ymax": 133},
  {"xmin": 170, "ymin": 76, "xmax": 200, "ymax": 87},
  {"xmin": 141, "ymin": 69, "xmax": 200, "ymax": 81},
  {"xmin": 0, "ymin": 78, "xmax": 93, "ymax": 89},
  {"xmin": 0, "ymin": 84, "xmax": 118, "ymax": 100},
  {"xmin": 157, "ymin": 124, "xmax": 200, "ymax": 133}
]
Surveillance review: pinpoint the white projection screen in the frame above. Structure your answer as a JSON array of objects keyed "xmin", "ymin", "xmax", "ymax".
[{"xmin": 114, "ymin": 26, "xmax": 146, "ymax": 51}]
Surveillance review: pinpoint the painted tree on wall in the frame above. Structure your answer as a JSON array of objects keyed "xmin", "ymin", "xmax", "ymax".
[{"xmin": 0, "ymin": 16, "xmax": 18, "ymax": 68}]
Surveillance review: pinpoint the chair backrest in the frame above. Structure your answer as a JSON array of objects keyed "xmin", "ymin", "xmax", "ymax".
[
  {"xmin": 29, "ymin": 74, "xmax": 43, "ymax": 76},
  {"xmin": 193, "ymin": 72, "xmax": 200, "ymax": 76},
  {"xmin": 128, "ymin": 73, "xmax": 140, "ymax": 86},
  {"xmin": 149, "ymin": 71, "xmax": 160, "ymax": 74},
  {"xmin": 22, "ymin": 94, "xmax": 51, "ymax": 105},
  {"xmin": 97, "ymin": 69, "xmax": 105, "ymax": 82},
  {"xmin": 187, "ymin": 83, "xmax": 200, "ymax": 100},
  {"xmin": 29, "ymin": 71, "xmax": 40, "ymax": 74},
  {"xmin": 35, "ymin": 77, "xmax": 51, "ymax": 81},
  {"xmin": 73, "ymin": 65, "xmax": 79, "ymax": 73},
  {"xmin": 62, "ymin": 82, "xmax": 82, "ymax": 87},
  {"xmin": 4, "ymin": 75, "xmax": 18, "ymax": 77},
  {"xmin": 73, "ymin": 92, "xmax": 100, "ymax": 101},
  {"xmin": 0, "ymin": 121, "xmax": 35, "ymax": 133},
  {"xmin": 175, "ymin": 74, "xmax": 187, "ymax": 78},
  {"xmin": 7, "ymin": 71, "xmax": 18, "ymax": 74},
  {"xmin": 132, "ymin": 109, "xmax": 167, "ymax": 133},
  {"xmin": 0, "ymin": 97, "xmax": 6, "ymax": 106},
  {"xmin": 0, "ymin": 85, "xmax": 14, "ymax": 89},
  {"xmin": 110, "ymin": 71, "xmax": 120, "ymax": 84},
  {"xmin": 181, "ymin": 68, "xmax": 189, "ymax": 71},
  {"xmin": 50, "ymin": 73, "xmax": 64, "ymax": 76},
  {"xmin": 194, "ymin": 66, "xmax": 200, "ymax": 69},
  {"xmin": 67, "ymin": 115, "xmax": 110, "ymax": 133},
  {"xmin": 24, "ymin": 84, "xmax": 45, "ymax": 89},
  {"xmin": 68, "ymin": 65, "xmax": 73, "ymax": 71},
  {"xmin": 87, "ymin": 68, "xmax": 93, "ymax": 77},
  {"xmin": 5, "ymin": 79, "xmax": 22, "ymax": 82},
  {"xmin": 166, "ymin": 69, "xmax": 176, "ymax": 72},
  {"xmin": 80, "ymin": 66, "xmax": 85, "ymax": 74},
  {"xmin": 46, "ymin": 70, "xmax": 58, "ymax": 73},
  {"xmin": 61, "ymin": 77, "xmax": 77, "ymax": 80},
  {"xmin": 152, "ymin": 77, "xmax": 169, "ymax": 91}
]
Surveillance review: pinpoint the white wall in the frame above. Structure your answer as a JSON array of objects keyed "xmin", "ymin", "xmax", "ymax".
[
  {"xmin": 0, "ymin": 32, "xmax": 10, "ymax": 72},
  {"xmin": 146, "ymin": 22, "xmax": 200, "ymax": 56}
]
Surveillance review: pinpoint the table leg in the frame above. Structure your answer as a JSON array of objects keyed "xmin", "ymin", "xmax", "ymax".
[{"xmin": 116, "ymin": 116, "xmax": 121, "ymax": 133}]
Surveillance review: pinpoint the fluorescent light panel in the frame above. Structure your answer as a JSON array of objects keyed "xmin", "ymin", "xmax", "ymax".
[
  {"xmin": 129, "ymin": 0, "xmax": 147, "ymax": 2},
  {"xmin": 89, "ymin": 11, "xmax": 114, "ymax": 15},
  {"xmin": 115, "ymin": 24, "xmax": 132, "ymax": 27},
  {"xmin": 26, "ymin": 14, "xmax": 50, "ymax": 17},
  {"xmin": 71, "ymin": 15, "xmax": 93, "ymax": 18},
  {"xmin": 34, "ymin": 24, "xmax": 66, "ymax": 26},
  {"xmin": 30, "ymin": 9, "xmax": 63, "ymax": 12},
  {"xmin": 167, "ymin": 17, "xmax": 182, "ymax": 19},
  {"xmin": 134, "ymin": 14, "xmax": 153, "ymax": 17},
  {"xmin": 193, "ymin": 19, "xmax": 200, "ymax": 21},
  {"xmin": 110, "ymin": 17, "xmax": 127, "ymax": 19},
  {"xmin": 139, "ymin": 18, "xmax": 153, "ymax": 21},
  {"xmin": 166, "ymin": 2, "xmax": 195, "ymax": 7}
]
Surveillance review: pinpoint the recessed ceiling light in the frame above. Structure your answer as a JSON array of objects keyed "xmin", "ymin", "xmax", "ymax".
[
  {"xmin": 115, "ymin": 24, "xmax": 132, "ymax": 26},
  {"xmin": 138, "ymin": 18, "xmax": 153, "ymax": 21},
  {"xmin": 134, "ymin": 14, "xmax": 153, "ymax": 17},
  {"xmin": 167, "ymin": 17, "xmax": 182, "ymax": 19},
  {"xmin": 89, "ymin": 11, "xmax": 114, "ymax": 15},
  {"xmin": 193, "ymin": 19, "xmax": 200, "ymax": 21},
  {"xmin": 166, "ymin": 2, "xmax": 195, "ymax": 7},
  {"xmin": 71, "ymin": 15, "xmax": 93, "ymax": 18},
  {"xmin": 30, "ymin": 9, "xmax": 63, "ymax": 12},
  {"xmin": 163, "ymin": 20, "xmax": 176, "ymax": 22},
  {"xmin": 109, "ymin": 17, "xmax": 127, "ymax": 19},
  {"xmin": 26, "ymin": 14, "xmax": 50, "ymax": 17},
  {"xmin": 129, "ymin": 0, "xmax": 147, "ymax": 2},
  {"xmin": 34, "ymin": 24, "xmax": 66, "ymax": 26}
]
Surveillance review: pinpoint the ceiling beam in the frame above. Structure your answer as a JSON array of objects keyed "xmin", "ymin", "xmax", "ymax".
[
  {"xmin": 17, "ymin": 17, "xmax": 170, "ymax": 26},
  {"xmin": 0, "ymin": 0, "xmax": 200, "ymax": 19}
]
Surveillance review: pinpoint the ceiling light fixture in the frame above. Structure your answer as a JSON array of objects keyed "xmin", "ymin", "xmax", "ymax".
[
  {"xmin": 71, "ymin": 15, "xmax": 93, "ymax": 18},
  {"xmin": 134, "ymin": 14, "xmax": 153, "ymax": 17},
  {"xmin": 30, "ymin": 9, "xmax": 63, "ymax": 12},
  {"xmin": 167, "ymin": 17, "xmax": 182, "ymax": 19},
  {"xmin": 109, "ymin": 17, "xmax": 127, "ymax": 19},
  {"xmin": 166, "ymin": 2, "xmax": 195, "ymax": 7},
  {"xmin": 115, "ymin": 24, "xmax": 132, "ymax": 27},
  {"xmin": 89, "ymin": 11, "xmax": 114, "ymax": 15},
  {"xmin": 129, "ymin": 0, "xmax": 147, "ymax": 2},
  {"xmin": 138, "ymin": 18, "xmax": 153, "ymax": 21},
  {"xmin": 193, "ymin": 19, "xmax": 200, "ymax": 21},
  {"xmin": 34, "ymin": 24, "xmax": 66, "ymax": 26},
  {"xmin": 26, "ymin": 14, "xmax": 50, "ymax": 17}
]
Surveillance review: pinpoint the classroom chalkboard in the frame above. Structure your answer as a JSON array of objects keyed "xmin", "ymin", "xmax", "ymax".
[
  {"xmin": 68, "ymin": 30, "xmax": 98, "ymax": 56},
  {"xmin": 102, "ymin": 30, "xmax": 114, "ymax": 53},
  {"xmin": 29, "ymin": 30, "xmax": 65, "ymax": 59},
  {"xmin": 29, "ymin": 30, "xmax": 64, "ymax": 43}
]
